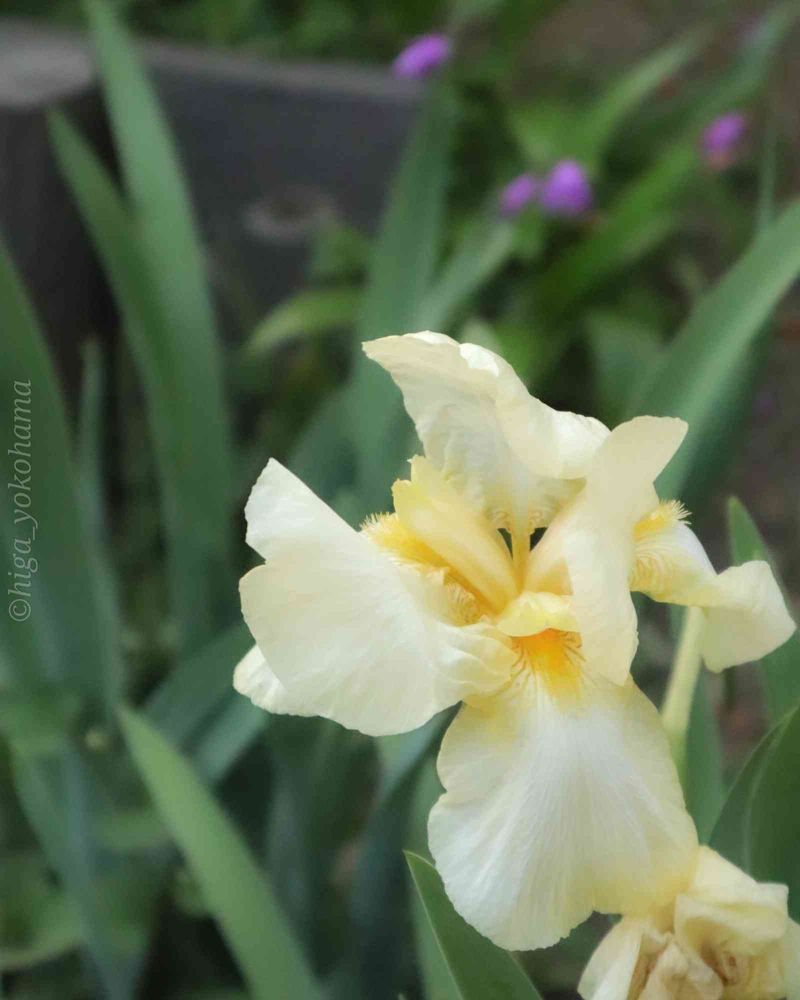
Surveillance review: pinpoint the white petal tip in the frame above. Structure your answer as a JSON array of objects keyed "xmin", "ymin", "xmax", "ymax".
[{"xmin": 700, "ymin": 561, "xmax": 797, "ymax": 671}]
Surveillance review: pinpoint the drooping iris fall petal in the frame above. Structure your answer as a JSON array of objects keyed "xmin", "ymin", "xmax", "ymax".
[
  {"xmin": 238, "ymin": 459, "xmax": 514, "ymax": 737},
  {"xmin": 629, "ymin": 501, "xmax": 795, "ymax": 671},
  {"xmin": 429, "ymin": 670, "xmax": 698, "ymax": 949}
]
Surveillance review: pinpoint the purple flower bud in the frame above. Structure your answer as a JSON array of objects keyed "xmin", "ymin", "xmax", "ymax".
[
  {"xmin": 392, "ymin": 34, "xmax": 452, "ymax": 80},
  {"xmin": 701, "ymin": 112, "xmax": 748, "ymax": 169},
  {"xmin": 498, "ymin": 173, "xmax": 539, "ymax": 217},
  {"xmin": 539, "ymin": 160, "xmax": 593, "ymax": 217}
]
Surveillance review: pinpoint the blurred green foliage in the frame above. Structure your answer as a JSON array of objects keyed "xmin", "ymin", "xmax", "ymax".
[{"xmin": 1, "ymin": 0, "xmax": 800, "ymax": 997}]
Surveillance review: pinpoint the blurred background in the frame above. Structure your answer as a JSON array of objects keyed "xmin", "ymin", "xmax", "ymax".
[{"xmin": 1, "ymin": 1, "xmax": 799, "ymax": 997}]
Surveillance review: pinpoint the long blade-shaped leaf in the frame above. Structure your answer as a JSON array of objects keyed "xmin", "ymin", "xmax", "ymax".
[
  {"xmin": 348, "ymin": 87, "xmax": 455, "ymax": 514},
  {"xmin": 684, "ymin": 673, "xmax": 725, "ymax": 843},
  {"xmin": 709, "ymin": 720, "xmax": 786, "ymax": 869},
  {"xmin": 77, "ymin": 342, "xmax": 125, "ymax": 709},
  {"xmin": 406, "ymin": 853, "xmax": 542, "ymax": 1000},
  {"xmin": 350, "ymin": 716, "xmax": 448, "ymax": 997},
  {"xmin": 239, "ymin": 286, "xmax": 360, "ymax": 363},
  {"xmin": 0, "ymin": 238, "xmax": 147, "ymax": 996},
  {"xmin": 571, "ymin": 31, "xmax": 703, "ymax": 165},
  {"xmin": 144, "ymin": 623, "xmax": 251, "ymax": 751},
  {"xmin": 627, "ymin": 199, "xmax": 800, "ymax": 501},
  {"xmin": 49, "ymin": 111, "xmax": 233, "ymax": 649},
  {"xmin": 13, "ymin": 751, "xmax": 153, "ymax": 999},
  {"xmin": 0, "ymin": 237, "xmax": 122, "ymax": 715},
  {"xmin": 728, "ymin": 498, "xmax": 800, "ymax": 721},
  {"xmin": 121, "ymin": 707, "xmax": 320, "ymax": 999},
  {"xmin": 80, "ymin": 0, "xmax": 234, "ymax": 647},
  {"xmin": 748, "ymin": 703, "xmax": 800, "ymax": 918},
  {"xmin": 537, "ymin": 145, "xmax": 694, "ymax": 322},
  {"xmin": 420, "ymin": 213, "xmax": 515, "ymax": 331}
]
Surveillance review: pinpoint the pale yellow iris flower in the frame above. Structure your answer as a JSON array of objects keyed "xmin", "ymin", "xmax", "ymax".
[
  {"xmin": 234, "ymin": 332, "xmax": 795, "ymax": 950},
  {"xmin": 579, "ymin": 847, "xmax": 800, "ymax": 1000}
]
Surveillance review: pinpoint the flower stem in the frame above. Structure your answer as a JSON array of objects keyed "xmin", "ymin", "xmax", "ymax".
[{"xmin": 661, "ymin": 606, "xmax": 706, "ymax": 783}]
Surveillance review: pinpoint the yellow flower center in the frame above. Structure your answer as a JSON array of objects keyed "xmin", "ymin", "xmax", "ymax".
[
  {"xmin": 514, "ymin": 629, "xmax": 583, "ymax": 699},
  {"xmin": 363, "ymin": 458, "xmax": 585, "ymax": 699}
]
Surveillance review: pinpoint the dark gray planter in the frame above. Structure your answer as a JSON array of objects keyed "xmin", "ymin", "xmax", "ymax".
[
  {"xmin": 144, "ymin": 37, "xmax": 420, "ymax": 334},
  {"xmin": 0, "ymin": 21, "xmax": 111, "ymax": 397},
  {"xmin": 0, "ymin": 17, "xmax": 421, "ymax": 381}
]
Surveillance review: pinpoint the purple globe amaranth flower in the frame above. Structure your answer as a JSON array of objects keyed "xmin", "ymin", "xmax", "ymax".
[
  {"xmin": 498, "ymin": 173, "xmax": 539, "ymax": 217},
  {"xmin": 393, "ymin": 34, "xmax": 452, "ymax": 80},
  {"xmin": 701, "ymin": 112, "xmax": 748, "ymax": 169},
  {"xmin": 539, "ymin": 160, "xmax": 593, "ymax": 217}
]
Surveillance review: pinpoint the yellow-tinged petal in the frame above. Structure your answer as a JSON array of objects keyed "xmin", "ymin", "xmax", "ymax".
[
  {"xmin": 675, "ymin": 848, "xmax": 789, "ymax": 957},
  {"xmin": 428, "ymin": 670, "xmax": 697, "ymax": 950},
  {"xmin": 239, "ymin": 460, "xmax": 514, "ymax": 736},
  {"xmin": 364, "ymin": 332, "xmax": 608, "ymax": 536},
  {"xmin": 695, "ymin": 563, "xmax": 796, "ymax": 673},
  {"xmin": 527, "ymin": 416, "xmax": 688, "ymax": 685},
  {"xmin": 784, "ymin": 920, "xmax": 800, "ymax": 998},
  {"xmin": 578, "ymin": 921, "xmax": 649, "ymax": 1000},
  {"xmin": 630, "ymin": 501, "xmax": 795, "ymax": 671},
  {"xmin": 495, "ymin": 591, "xmax": 577, "ymax": 637},
  {"xmin": 580, "ymin": 920, "xmax": 722, "ymax": 1000},
  {"xmin": 582, "ymin": 415, "xmax": 688, "ymax": 520},
  {"xmin": 233, "ymin": 644, "xmax": 315, "ymax": 716},
  {"xmin": 642, "ymin": 941, "xmax": 722, "ymax": 1000},
  {"xmin": 392, "ymin": 457, "xmax": 517, "ymax": 613},
  {"xmin": 631, "ymin": 505, "xmax": 713, "ymax": 601},
  {"xmin": 580, "ymin": 848, "xmax": 799, "ymax": 1000}
]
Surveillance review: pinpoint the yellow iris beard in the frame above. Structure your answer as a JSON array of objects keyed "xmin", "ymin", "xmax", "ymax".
[
  {"xmin": 516, "ymin": 629, "xmax": 583, "ymax": 699},
  {"xmin": 363, "ymin": 475, "xmax": 583, "ymax": 702},
  {"xmin": 633, "ymin": 498, "xmax": 689, "ymax": 540}
]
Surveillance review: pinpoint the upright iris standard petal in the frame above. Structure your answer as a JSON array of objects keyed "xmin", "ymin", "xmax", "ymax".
[
  {"xmin": 527, "ymin": 416, "xmax": 687, "ymax": 685},
  {"xmin": 392, "ymin": 457, "xmax": 518, "ymax": 612},
  {"xmin": 364, "ymin": 333, "xmax": 608, "ymax": 538},
  {"xmin": 428, "ymin": 671, "xmax": 698, "ymax": 950},
  {"xmin": 630, "ymin": 505, "xmax": 796, "ymax": 671},
  {"xmin": 239, "ymin": 460, "xmax": 513, "ymax": 736}
]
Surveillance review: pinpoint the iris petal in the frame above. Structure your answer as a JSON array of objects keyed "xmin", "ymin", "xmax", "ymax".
[
  {"xmin": 240, "ymin": 460, "xmax": 514, "ymax": 736},
  {"xmin": 364, "ymin": 332, "xmax": 608, "ymax": 538},
  {"xmin": 429, "ymin": 670, "xmax": 697, "ymax": 949}
]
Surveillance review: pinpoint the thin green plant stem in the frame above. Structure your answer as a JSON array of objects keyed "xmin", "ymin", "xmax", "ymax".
[{"xmin": 662, "ymin": 606, "xmax": 706, "ymax": 782}]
